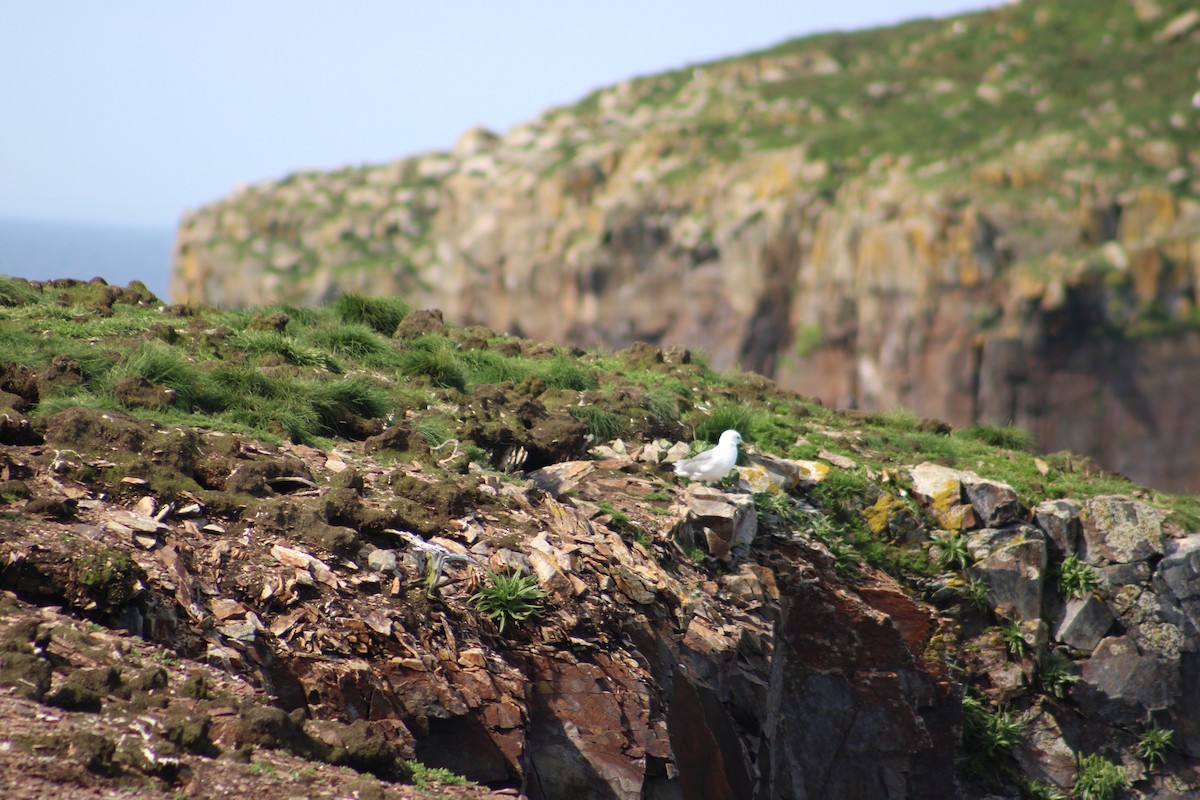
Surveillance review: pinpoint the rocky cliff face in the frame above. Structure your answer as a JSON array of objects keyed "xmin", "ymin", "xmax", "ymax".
[
  {"xmin": 5, "ymin": 278, "xmax": 1200, "ymax": 797},
  {"xmin": 172, "ymin": 0, "xmax": 1200, "ymax": 491}
]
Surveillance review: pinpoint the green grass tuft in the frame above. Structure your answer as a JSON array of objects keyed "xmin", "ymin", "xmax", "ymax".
[
  {"xmin": 332, "ymin": 293, "xmax": 409, "ymax": 335},
  {"xmin": 692, "ymin": 404, "xmax": 754, "ymax": 443},
  {"xmin": 570, "ymin": 405, "xmax": 625, "ymax": 440},
  {"xmin": 536, "ymin": 356, "xmax": 598, "ymax": 391},
  {"xmin": 470, "ymin": 569, "xmax": 547, "ymax": 634},
  {"xmin": 398, "ymin": 336, "xmax": 468, "ymax": 391},
  {"xmin": 955, "ymin": 423, "xmax": 1033, "ymax": 452}
]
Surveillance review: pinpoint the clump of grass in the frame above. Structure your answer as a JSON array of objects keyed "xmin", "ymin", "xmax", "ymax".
[
  {"xmin": 536, "ymin": 356, "xmax": 598, "ymax": 391},
  {"xmin": 933, "ymin": 531, "xmax": 972, "ymax": 571},
  {"xmin": 1135, "ymin": 725, "xmax": 1174, "ymax": 769},
  {"xmin": 955, "ymin": 423, "xmax": 1033, "ymax": 452},
  {"xmin": 1002, "ymin": 623, "xmax": 1028, "ymax": 658},
  {"xmin": 1073, "ymin": 753, "xmax": 1128, "ymax": 800},
  {"xmin": 405, "ymin": 759, "xmax": 474, "ymax": 788},
  {"xmin": 641, "ymin": 387, "xmax": 680, "ymax": 425},
  {"xmin": 332, "ymin": 293, "xmax": 409, "ymax": 335},
  {"xmin": 459, "ymin": 349, "xmax": 531, "ymax": 385},
  {"xmin": 693, "ymin": 404, "xmax": 754, "ymax": 443},
  {"xmin": 570, "ymin": 405, "xmax": 625, "ymax": 440},
  {"xmin": 1039, "ymin": 652, "xmax": 1080, "ymax": 700},
  {"xmin": 115, "ymin": 342, "xmax": 205, "ymax": 409},
  {"xmin": 0, "ymin": 276, "xmax": 39, "ymax": 306},
  {"xmin": 233, "ymin": 329, "xmax": 331, "ymax": 368},
  {"xmin": 304, "ymin": 323, "xmax": 399, "ymax": 364},
  {"xmin": 309, "ymin": 376, "xmax": 393, "ymax": 433},
  {"xmin": 470, "ymin": 570, "xmax": 547, "ymax": 634},
  {"xmin": 1056, "ymin": 554, "xmax": 1101, "ymax": 600},
  {"xmin": 961, "ymin": 693, "xmax": 1020, "ymax": 761},
  {"xmin": 412, "ymin": 416, "xmax": 453, "ymax": 448},
  {"xmin": 398, "ymin": 337, "xmax": 468, "ymax": 392},
  {"xmin": 963, "ymin": 578, "xmax": 990, "ymax": 612},
  {"xmin": 873, "ymin": 407, "xmax": 923, "ymax": 431}
]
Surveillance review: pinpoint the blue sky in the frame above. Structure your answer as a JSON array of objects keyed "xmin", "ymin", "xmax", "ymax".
[{"xmin": 0, "ymin": 1, "xmax": 999, "ymax": 230}]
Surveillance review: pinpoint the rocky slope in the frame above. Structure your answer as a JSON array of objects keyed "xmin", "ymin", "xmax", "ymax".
[
  {"xmin": 170, "ymin": 0, "xmax": 1200, "ymax": 491},
  {"xmin": 3, "ymin": 277, "xmax": 1200, "ymax": 797}
]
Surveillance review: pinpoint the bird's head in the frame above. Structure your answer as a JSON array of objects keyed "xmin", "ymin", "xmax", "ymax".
[{"xmin": 719, "ymin": 429, "xmax": 743, "ymax": 447}]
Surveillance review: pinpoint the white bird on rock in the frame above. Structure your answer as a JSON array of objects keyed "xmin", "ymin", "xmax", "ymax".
[{"xmin": 672, "ymin": 429, "xmax": 743, "ymax": 483}]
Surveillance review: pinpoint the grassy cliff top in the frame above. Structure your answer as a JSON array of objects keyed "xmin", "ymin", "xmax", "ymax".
[{"xmin": 4, "ymin": 276, "xmax": 1197, "ymax": 571}]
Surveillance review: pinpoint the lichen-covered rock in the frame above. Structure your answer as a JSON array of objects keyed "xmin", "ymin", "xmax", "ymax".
[
  {"xmin": 1033, "ymin": 498, "xmax": 1082, "ymax": 558},
  {"xmin": 909, "ymin": 463, "xmax": 976, "ymax": 530},
  {"xmin": 967, "ymin": 525, "xmax": 1047, "ymax": 621},
  {"xmin": 961, "ymin": 475, "xmax": 1021, "ymax": 527},
  {"xmin": 1081, "ymin": 495, "xmax": 1164, "ymax": 565}
]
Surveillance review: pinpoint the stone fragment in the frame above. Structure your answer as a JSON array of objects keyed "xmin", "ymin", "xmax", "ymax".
[
  {"xmin": 1014, "ymin": 703, "xmax": 1077, "ymax": 789},
  {"xmin": 961, "ymin": 475, "xmax": 1020, "ymax": 527},
  {"xmin": 1081, "ymin": 496, "xmax": 1163, "ymax": 565},
  {"xmin": 967, "ymin": 525, "xmax": 1047, "ymax": 621},
  {"xmin": 1078, "ymin": 636, "xmax": 1177, "ymax": 721},
  {"xmin": 736, "ymin": 453, "xmax": 828, "ymax": 493},
  {"xmin": 1033, "ymin": 499, "xmax": 1082, "ymax": 558},
  {"xmin": 527, "ymin": 461, "xmax": 596, "ymax": 497},
  {"xmin": 1054, "ymin": 596, "xmax": 1114, "ymax": 652},
  {"xmin": 366, "ymin": 548, "xmax": 398, "ymax": 573},
  {"xmin": 662, "ymin": 441, "xmax": 693, "ymax": 463},
  {"xmin": 677, "ymin": 485, "xmax": 757, "ymax": 561},
  {"xmin": 818, "ymin": 449, "xmax": 856, "ymax": 469},
  {"xmin": 909, "ymin": 462, "xmax": 975, "ymax": 529}
]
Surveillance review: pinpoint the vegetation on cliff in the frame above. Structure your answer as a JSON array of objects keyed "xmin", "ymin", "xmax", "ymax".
[
  {"xmin": 3, "ymin": 276, "xmax": 1200, "ymax": 796},
  {"xmin": 170, "ymin": 0, "xmax": 1200, "ymax": 491}
]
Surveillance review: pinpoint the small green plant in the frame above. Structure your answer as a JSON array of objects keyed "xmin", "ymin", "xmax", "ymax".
[
  {"xmin": 1073, "ymin": 753, "xmax": 1129, "ymax": 800},
  {"xmin": 332, "ymin": 293, "xmax": 409, "ymax": 335},
  {"xmin": 570, "ymin": 405, "xmax": 625, "ymax": 440},
  {"xmin": 1002, "ymin": 623, "xmax": 1029, "ymax": 658},
  {"xmin": 934, "ymin": 531, "xmax": 972, "ymax": 571},
  {"xmin": 398, "ymin": 337, "xmax": 468, "ymax": 391},
  {"xmin": 1135, "ymin": 725, "xmax": 1174, "ymax": 769},
  {"xmin": 1056, "ymin": 554, "xmax": 1100, "ymax": 600},
  {"xmin": 1022, "ymin": 780, "xmax": 1067, "ymax": 800},
  {"xmin": 754, "ymin": 490, "xmax": 802, "ymax": 529},
  {"xmin": 693, "ymin": 404, "xmax": 754, "ymax": 443},
  {"xmin": 470, "ymin": 570, "xmax": 547, "ymax": 633},
  {"xmin": 961, "ymin": 693, "xmax": 1020, "ymax": 760},
  {"xmin": 686, "ymin": 545, "xmax": 707, "ymax": 562},
  {"xmin": 405, "ymin": 759, "xmax": 473, "ymax": 788},
  {"xmin": 597, "ymin": 501, "xmax": 648, "ymax": 544},
  {"xmin": 536, "ymin": 356, "xmax": 598, "ymax": 391},
  {"xmin": 964, "ymin": 578, "xmax": 990, "ymax": 612},
  {"xmin": 956, "ymin": 423, "xmax": 1033, "ymax": 452},
  {"xmin": 1039, "ymin": 652, "xmax": 1080, "ymax": 700}
]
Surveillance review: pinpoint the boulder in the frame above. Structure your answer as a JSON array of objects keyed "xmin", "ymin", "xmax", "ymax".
[
  {"xmin": 961, "ymin": 475, "xmax": 1020, "ymax": 527},
  {"xmin": 1077, "ymin": 636, "xmax": 1177, "ymax": 723},
  {"xmin": 1032, "ymin": 499, "xmax": 1082, "ymax": 558},
  {"xmin": 1157, "ymin": 534, "xmax": 1200, "ymax": 633},
  {"xmin": 1053, "ymin": 596, "xmax": 1114, "ymax": 652},
  {"xmin": 909, "ymin": 463, "xmax": 976, "ymax": 530},
  {"xmin": 677, "ymin": 485, "xmax": 757, "ymax": 561},
  {"xmin": 1014, "ymin": 703, "xmax": 1077, "ymax": 790},
  {"xmin": 967, "ymin": 525, "xmax": 1047, "ymax": 621},
  {"xmin": 1080, "ymin": 496, "xmax": 1164, "ymax": 565}
]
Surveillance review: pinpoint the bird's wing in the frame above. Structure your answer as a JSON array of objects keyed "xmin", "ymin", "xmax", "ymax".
[{"xmin": 674, "ymin": 447, "xmax": 721, "ymax": 473}]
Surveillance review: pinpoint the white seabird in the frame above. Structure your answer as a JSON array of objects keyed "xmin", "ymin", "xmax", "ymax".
[{"xmin": 672, "ymin": 429, "xmax": 743, "ymax": 483}]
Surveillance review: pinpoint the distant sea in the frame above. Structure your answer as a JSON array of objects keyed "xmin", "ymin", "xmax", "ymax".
[{"xmin": 0, "ymin": 216, "xmax": 173, "ymax": 301}]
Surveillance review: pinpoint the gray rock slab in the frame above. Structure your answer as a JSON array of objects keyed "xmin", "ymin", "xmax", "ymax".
[{"xmin": 1054, "ymin": 596, "xmax": 1114, "ymax": 652}]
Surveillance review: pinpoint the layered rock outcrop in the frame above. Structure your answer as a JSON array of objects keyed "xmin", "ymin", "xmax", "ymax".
[{"xmin": 172, "ymin": 0, "xmax": 1200, "ymax": 491}]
